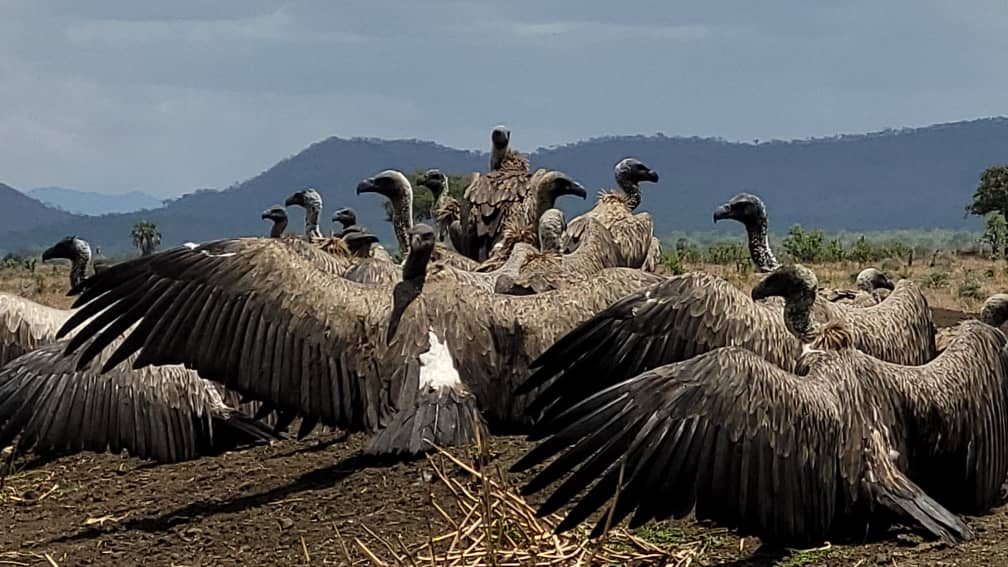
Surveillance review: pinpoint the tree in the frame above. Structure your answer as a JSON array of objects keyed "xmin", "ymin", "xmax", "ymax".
[
  {"xmin": 383, "ymin": 171, "xmax": 471, "ymax": 223},
  {"xmin": 782, "ymin": 224, "xmax": 824, "ymax": 263},
  {"xmin": 131, "ymin": 220, "xmax": 161, "ymax": 256},
  {"xmin": 966, "ymin": 165, "xmax": 1008, "ymax": 219},
  {"xmin": 981, "ymin": 212, "xmax": 1008, "ymax": 259}
]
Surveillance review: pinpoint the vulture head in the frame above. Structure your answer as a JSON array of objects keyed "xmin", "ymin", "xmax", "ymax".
[
  {"xmin": 534, "ymin": 171, "xmax": 588, "ymax": 204},
  {"xmin": 416, "ymin": 169, "xmax": 448, "ymax": 199},
  {"xmin": 752, "ymin": 264, "xmax": 818, "ymax": 303},
  {"xmin": 387, "ymin": 224, "xmax": 437, "ymax": 345},
  {"xmin": 980, "ymin": 294, "xmax": 1008, "ymax": 328},
  {"xmin": 538, "ymin": 209, "xmax": 566, "ymax": 253},
  {"xmin": 855, "ymin": 268, "xmax": 895, "ymax": 293},
  {"xmin": 713, "ymin": 193, "xmax": 768, "ymax": 225},
  {"xmin": 357, "ymin": 170, "xmax": 412, "ymax": 202},
  {"xmin": 343, "ymin": 231, "xmax": 380, "ymax": 257},
  {"xmin": 261, "ymin": 205, "xmax": 287, "ymax": 222},
  {"xmin": 491, "ymin": 125, "xmax": 511, "ymax": 150},
  {"xmin": 614, "ymin": 158, "xmax": 660, "ymax": 186},
  {"xmin": 332, "ymin": 207, "xmax": 358, "ymax": 230},
  {"xmin": 284, "ymin": 188, "xmax": 323, "ymax": 211},
  {"xmin": 42, "ymin": 235, "xmax": 91, "ymax": 263}
]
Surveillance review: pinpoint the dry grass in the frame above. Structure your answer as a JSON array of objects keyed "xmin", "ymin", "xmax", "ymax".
[
  {"xmin": 673, "ymin": 257, "xmax": 1007, "ymax": 312},
  {"xmin": 350, "ymin": 427, "xmax": 705, "ymax": 567},
  {"xmin": 0, "ymin": 264, "xmax": 76, "ymax": 310}
]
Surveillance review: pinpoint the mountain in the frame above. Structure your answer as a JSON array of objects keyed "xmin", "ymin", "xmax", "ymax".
[
  {"xmin": 2, "ymin": 117, "xmax": 1006, "ymax": 254},
  {"xmin": 27, "ymin": 187, "xmax": 164, "ymax": 216},
  {"xmin": 0, "ymin": 184, "xmax": 80, "ymax": 250}
]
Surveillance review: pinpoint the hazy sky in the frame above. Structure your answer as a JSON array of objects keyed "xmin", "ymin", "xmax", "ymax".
[{"xmin": 2, "ymin": 1, "xmax": 1006, "ymax": 196}]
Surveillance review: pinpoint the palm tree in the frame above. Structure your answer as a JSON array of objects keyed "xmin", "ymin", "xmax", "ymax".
[{"xmin": 131, "ymin": 221, "xmax": 161, "ymax": 256}]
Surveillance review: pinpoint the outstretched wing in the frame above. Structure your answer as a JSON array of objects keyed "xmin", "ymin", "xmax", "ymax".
[
  {"xmin": 0, "ymin": 336, "xmax": 278, "ymax": 463},
  {"xmin": 56, "ymin": 237, "xmax": 399, "ymax": 435},
  {"xmin": 512, "ymin": 347, "xmax": 853, "ymax": 546},
  {"xmin": 0, "ymin": 293, "xmax": 69, "ymax": 366},
  {"xmin": 519, "ymin": 272, "xmax": 802, "ymax": 418}
]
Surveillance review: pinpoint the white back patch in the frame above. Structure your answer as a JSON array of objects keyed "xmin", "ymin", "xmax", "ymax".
[{"xmin": 418, "ymin": 328, "xmax": 461, "ymax": 391}]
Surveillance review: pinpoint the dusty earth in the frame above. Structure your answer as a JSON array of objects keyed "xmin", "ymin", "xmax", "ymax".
[{"xmin": 1, "ymin": 307, "xmax": 1005, "ymax": 567}]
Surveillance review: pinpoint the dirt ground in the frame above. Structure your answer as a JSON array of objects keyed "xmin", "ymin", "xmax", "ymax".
[{"xmin": 0, "ymin": 306, "xmax": 1004, "ymax": 566}]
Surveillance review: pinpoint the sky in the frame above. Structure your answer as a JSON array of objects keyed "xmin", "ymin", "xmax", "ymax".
[{"xmin": 1, "ymin": 1, "xmax": 1006, "ymax": 197}]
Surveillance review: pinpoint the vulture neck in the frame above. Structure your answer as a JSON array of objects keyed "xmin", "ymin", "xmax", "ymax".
[
  {"xmin": 615, "ymin": 175, "xmax": 643, "ymax": 210},
  {"xmin": 741, "ymin": 216, "xmax": 779, "ymax": 273},
  {"xmin": 303, "ymin": 204, "xmax": 322, "ymax": 239},
  {"xmin": 69, "ymin": 246, "xmax": 93, "ymax": 289},
  {"xmin": 490, "ymin": 146, "xmax": 508, "ymax": 171},
  {"xmin": 783, "ymin": 289, "xmax": 819, "ymax": 344},
  {"xmin": 270, "ymin": 218, "xmax": 288, "ymax": 238},
  {"xmin": 387, "ymin": 241, "xmax": 433, "ymax": 343},
  {"xmin": 390, "ymin": 190, "xmax": 414, "ymax": 257}
]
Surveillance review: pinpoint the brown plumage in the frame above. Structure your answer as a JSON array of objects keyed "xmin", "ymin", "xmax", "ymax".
[
  {"xmin": 521, "ymin": 268, "xmax": 936, "ymax": 420},
  {"xmin": 54, "ymin": 225, "xmax": 662, "ymax": 456},
  {"xmin": 514, "ymin": 265, "xmax": 1008, "ymax": 547},
  {"xmin": 461, "ymin": 126, "xmax": 586, "ymax": 260},
  {"xmin": 823, "ymin": 268, "xmax": 895, "ymax": 306},
  {"xmin": 936, "ymin": 293, "xmax": 1008, "ymax": 352},
  {"xmin": 0, "ymin": 333, "xmax": 279, "ymax": 463},
  {"xmin": 562, "ymin": 158, "xmax": 661, "ymax": 270}
]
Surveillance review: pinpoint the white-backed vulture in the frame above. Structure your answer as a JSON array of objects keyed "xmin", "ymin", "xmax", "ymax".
[
  {"xmin": 41, "ymin": 236, "xmax": 96, "ymax": 288},
  {"xmin": 284, "ymin": 187, "xmax": 325, "ymax": 239},
  {"xmin": 261, "ymin": 205, "xmax": 289, "ymax": 238},
  {"xmin": 0, "ymin": 293, "xmax": 68, "ymax": 368},
  {"xmin": 331, "ymin": 207, "xmax": 357, "ymax": 236},
  {"xmin": 936, "ymin": 293, "xmax": 1008, "ymax": 352},
  {"xmin": 415, "ymin": 169, "xmax": 462, "ymax": 248},
  {"xmin": 520, "ymin": 266, "xmax": 936, "ymax": 420},
  {"xmin": 357, "ymin": 170, "xmax": 480, "ymax": 272},
  {"xmin": 562, "ymin": 158, "xmax": 661, "ymax": 271},
  {"xmin": 0, "ymin": 333, "xmax": 279, "ymax": 464},
  {"xmin": 494, "ymin": 209, "xmax": 624, "ymax": 295},
  {"xmin": 713, "ymin": 192, "xmax": 780, "ymax": 272},
  {"xmin": 461, "ymin": 126, "xmax": 588, "ymax": 260},
  {"xmin": 513, "ymin": 265, "xmax": 1008, "ymax": 546},
  {"xmin": 53, "ymin": 224, "xmax": 663, "ymax": 457},
  {"xmin": 823, "ymin": 268, "xmax": 895, "ymax": 306}
]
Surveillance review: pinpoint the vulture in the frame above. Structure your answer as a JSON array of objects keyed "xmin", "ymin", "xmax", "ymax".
[
  {"xmin": 520, "ymin": 264, "xmax": 936, "ymax": 421},
  {"xmin": 494, "ymin": 209, "xmax": 624, "ymax": 295},
  {"xmin": 0, "ymin": 239, "xmax": 281, "ymax": 464},
  {"xmin": 823, "ymin": 268, "xmax": 895, "ymax": 306},
  {"xmin": 936, "ymin": 293, "xmax": 1008, "ymax": 352},
  {"xmin": 513, "ymin": 264, "xmax": 1008, "ymax": 546},
  {"xmin": 562, "ymin": 158, "xmax": 662, "ymax": 271},
  {"xmin": 285, "ymin": 187, "xmax": 325, "ymax": 239},
  {"xmin": 415, "ymin": 169, "xmax": 462, "ymax": 248},
  {"xmin": 332, "ymin": 207, "xmax": 357, "ymax": 235},
  {"xmin": 713, "ymin": 192, "xmax": 780, "ymax": 273},
  {"xmin": 461, "ymin": 126, "xmax": 587, "ymax": 260},
  {"xmin": 42, "ymin": 236, "xmax": 98, "ymax": 288},
  {"xmin": 261, "ymin": 205, "xmax": 289, "ymax": 238},
  {"xmin": 52, "ymin": 224, "xmax": 662, "ymax": 456},
  {"xmin": 357, "ymin": 170, "xmax": 480, "ymax": 272}
]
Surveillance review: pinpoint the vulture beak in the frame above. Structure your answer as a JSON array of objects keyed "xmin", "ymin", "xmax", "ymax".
[
  {"xmin": 560, "ymin": 177, "xmax": 587, "ymax": 199},
  {"xmin": 41, "ymin": 245, "xmax": 58, "ymax": 262},
  {"xmin": 751, "ymin": 271, "xmax": 787, "ymax": 301},
  {"xmin": 284, "ymin": 193, "xmax": 302, "ymax": 207},
  {"xmin": 713, "ymin": 203, "xmax": 732, "ymax": 223},
  {"xmin": 261, "ymin": 210, "xmax": 272, "ymax": 220},
  {"xmin": 356, "ymin": 178, "xmax": 379, "ymax": 195},
  {"xmin": 878, "ymin": 274, "xmax": 896, "ymax": 291},
  {"xmin": 644, "ymin": 169, "xmax": 660, "ymax": 183}
]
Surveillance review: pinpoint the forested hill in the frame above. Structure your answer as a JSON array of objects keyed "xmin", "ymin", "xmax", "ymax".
[{"xmin": 2, "ymin": 117, "xmax": 1006, "ymax": 254}]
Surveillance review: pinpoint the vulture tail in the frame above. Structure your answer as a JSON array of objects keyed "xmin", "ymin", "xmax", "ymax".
[
  {"xmin": 365, "ymin": 386, "xmax": 488, "ymax": 456},
  {"xmin": 866, "ymin": 433, "xmax": 974, "ymax": 544}
]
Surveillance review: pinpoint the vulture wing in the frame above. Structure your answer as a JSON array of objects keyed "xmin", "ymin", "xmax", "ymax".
[
  {"xmin": 0, "ymin": 293, "xmax": 69, "ymax": 366},
  {"xmin": 514, "ymin": 347, "xmax": 973, "ymax": 546},
  {"xmin": 0, "ymin": 336, "xmax": 278, "ymax": 463}
]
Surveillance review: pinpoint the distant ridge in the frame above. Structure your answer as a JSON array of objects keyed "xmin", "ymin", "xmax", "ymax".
[
  {"xmin": 1, "ymin": 117, "xmax": 1005, "ymax": 254},
  {"xmin": 28, "ymin": 186, "xmax": 164, "ymax": 216}
]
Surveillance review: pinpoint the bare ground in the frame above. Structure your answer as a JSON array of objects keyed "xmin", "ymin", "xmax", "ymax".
[{"xmin": 0, "ymin": 300, "xmax": 1001, "ymax": 566}]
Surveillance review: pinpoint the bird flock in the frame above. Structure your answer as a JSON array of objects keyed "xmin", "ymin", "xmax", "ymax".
[{"xmin": 1, "ymin": 125, "xmax": 1008, "ymax": 549}]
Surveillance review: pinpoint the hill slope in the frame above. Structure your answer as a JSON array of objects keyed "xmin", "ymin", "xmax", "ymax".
[
  {"xmin": 28, "ymin": 187, "xmax": 164, "ymax": 216},
  {"xmin": 2, "ymin": 118, "xmax": 1005, "ymax": 253},
  {"xmin": 0, "ymin": 184, "xmax": 80, "ymax": 246}
]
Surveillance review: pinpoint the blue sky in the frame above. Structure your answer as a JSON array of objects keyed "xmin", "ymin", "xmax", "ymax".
[{"xmin": 1, "ymin": 1, "xmax": 1006, "ymax": 196}]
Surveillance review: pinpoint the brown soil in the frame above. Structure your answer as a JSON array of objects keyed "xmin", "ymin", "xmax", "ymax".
[{"xmin": 3, "ymin": 308, "xmax": 1007, "ymax": 567}]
